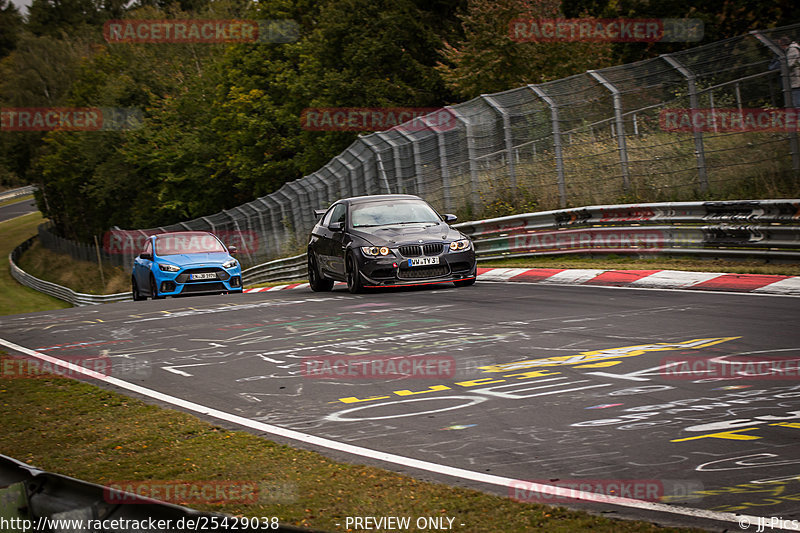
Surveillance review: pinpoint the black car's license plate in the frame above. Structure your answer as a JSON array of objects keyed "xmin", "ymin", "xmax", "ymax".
[
  {"xmin": 407, "ymin": 257, "xmax": 439, "ymax": 267},
  {"xmin": 190, "ymin": 272, "xmax": 217, "ymax": 280}
]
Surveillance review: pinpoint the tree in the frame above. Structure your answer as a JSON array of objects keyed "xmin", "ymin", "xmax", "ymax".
[
  {"xmin": 0, "ymin": 0, "xmax": 23, "ymax": 58},
  {"xmin": 561, "ymin": 0, "xmax": 800, "ymax": 64},
  {"xmin": 436, "ymin": 0, "xmax": 614, "ymax": 100}
]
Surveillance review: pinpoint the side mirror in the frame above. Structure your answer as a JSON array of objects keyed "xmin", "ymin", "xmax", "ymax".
[
  {"xmin": 139, "ymin": 252, "xmax": 153, "ymax": 261},
  {"xmin": 443, "ymin": 214, "xmax": 458, "ymax": 223},
  {"xmin": 329, "ymin": 221, "xmax": 344, "ymax": 232},
  {"xmin": 228, "ymin": 245, "xmax": 238, "ymax": 255}
]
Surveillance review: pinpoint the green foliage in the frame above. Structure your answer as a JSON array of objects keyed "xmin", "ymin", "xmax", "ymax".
[
  {"xmin": 436, "ymin": 0, "xmax": 615, "ymax": 100},
  {"xmin": 0, "ymin": 0, "xmax": 22, "ymax": 58}
]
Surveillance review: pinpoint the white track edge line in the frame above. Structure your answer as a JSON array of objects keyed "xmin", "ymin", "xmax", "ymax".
[{"xmin": 2, "ymin": 338, "xmax": 792, "ymax": 529}]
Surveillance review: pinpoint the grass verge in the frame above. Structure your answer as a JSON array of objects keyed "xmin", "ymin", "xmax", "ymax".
[
  {"xmin": 0, "ymin": 211, "xmax": 705, "ymax": 531},
  {"xmin": 0, "ymin": 360, "xmax": 704, "ymax": 532},
  {"xmin": 0, "ymin": 212, "xmax": 70, "ymax": 315}
]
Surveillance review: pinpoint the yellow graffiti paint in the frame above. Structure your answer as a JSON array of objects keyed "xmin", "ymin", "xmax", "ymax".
[
  {"xmin": 479, "ymin": 337, "xmax": 741, "ymax": 373},
  {"xmin": 670, "ymin": 427, "xmax": 762, "ymax": 442}
]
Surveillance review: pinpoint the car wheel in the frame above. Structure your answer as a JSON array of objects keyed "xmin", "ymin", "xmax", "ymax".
[
  {"xmin": 132, "ymin": 276, "xmax": 147, "ymax": 301},
  {"xmin": 308, "ymin": 252, "xmax": 334, "ymax": 292},
  {"xmin": 454, "ymin": 277, "xmax": 476, "ymax": 288},
  {"xmin": 346, "ymin": 253, "xmax": 364, "ymax": 294},
  {"xmin": 150, "ymin": 274, "xmax": 165, "ymax": 299}
]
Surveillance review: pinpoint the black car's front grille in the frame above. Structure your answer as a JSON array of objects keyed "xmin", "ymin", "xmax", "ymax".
[
  {"xmin": 176, "ymin": 267, "xmax": 229, "ymax": 283},
  {"xmin": 398, "ymin": 243, "xmax": 444, "ymax": 257},
  {"xmin": 398, "ymin": 266, "xmax": 449, "ymax": 279}
]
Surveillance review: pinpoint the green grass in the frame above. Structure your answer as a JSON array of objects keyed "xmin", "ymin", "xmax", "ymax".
[
  {"xmin": 0, "ymin": 212, "xmax": 70, "ymax": 315},
  {"xmin": 0, "ymin": 193, "xmax": 34, "ymax": 208},
  {"xmin": 0, "ymin": 211, "xmax": 706, "ymax": 532}
]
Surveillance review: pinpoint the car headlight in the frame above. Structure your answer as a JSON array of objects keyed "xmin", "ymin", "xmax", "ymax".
[
  {"xmin": 223, "ymin": 259, "xmax": 238, "ymax": 269},
  {"xmin": 449, "ymin": 239, "xmax": 471, "ymax": 251},
  {"xmin": 361, "ymin": 246, "xmax": 391, "ymax": 256},
  {"xmin": 158, "ymin": 263, "xmax": 180, "ymax": 272}
]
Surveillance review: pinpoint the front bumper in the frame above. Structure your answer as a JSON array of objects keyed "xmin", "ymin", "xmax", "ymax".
[
  {"xmin": 356, "ymin": 248, "xmax": 476, "ymax": 288},
  {"xmin": 154, "ymin": 266, "xmax": 243, "ymax": 296}
]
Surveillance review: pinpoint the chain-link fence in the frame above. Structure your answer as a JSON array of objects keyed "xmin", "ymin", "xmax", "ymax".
[{"xmin": 41, "ymin": 23, "xmax": 800, "ymax": 271}]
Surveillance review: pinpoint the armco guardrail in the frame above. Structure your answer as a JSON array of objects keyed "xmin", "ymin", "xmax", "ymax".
[
  {"xmin": 0, "ymin": 185, "xmax": 35, "ymax": 203},
  {"xmin": 11, "ymin": 200, "xmax": 800, "ymax": 305},
  {"xmin": 242, "ymin": 253, "xmax": 308, "ymax": 286},
  {"xmin": 457, "ymin": 199, "xmax": 800, "ymax": 261},
  {"xmin": 9, "ymin": 236, "xmax": 130, "ymax": 306},
  {"xmin": 0, "ymin": 454, "xmax": 319, "ymax": 533},
  {"xmin": 241, "ymin": 200, "xmax": 800, "ymax": 284}
]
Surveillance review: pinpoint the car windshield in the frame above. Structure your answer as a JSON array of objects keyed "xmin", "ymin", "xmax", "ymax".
[
  {"xmin": 155, "ymin": 232, "xmax": 226, "ymax": 256},
  {"xmin": 351, "ymin": 200, "xmax": 441, "ymax": 228}
]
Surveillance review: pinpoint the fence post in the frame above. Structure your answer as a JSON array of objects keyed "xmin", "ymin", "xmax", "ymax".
[
  {"xmin": 445, "ymin": 106, "xmax": 480, "ymax": 209},
  {"xmin": 360, "ymin": 135, "xmax": 393, "ymax": 194},
  {"xmin": 661, "ymin": 53, "xmax": 709, "ymax": 193},
  {"xmin": 431, "ymin": 112, "xmax": 454, "ymax": 213},
  {"xmin": 528, "ymin": 84, "xmax": 567, "ymax": 208},
  {"xmin": 588, "ymin": 70, "xmax": 631, "ymax": 194},
  {"xmin": 375, "ymin": 132, "xmax": 405, "ymax": 193},
  {"xmin": 750, "ymin": 30, "xmax": 800, "ymax": 177},
  {"xmin": 481, "ymin": 94, "xmax": 518, "ymax": 197},
  {"xmin": 394, "ymin": 129, "xmax": 424, "ymax": 196}
]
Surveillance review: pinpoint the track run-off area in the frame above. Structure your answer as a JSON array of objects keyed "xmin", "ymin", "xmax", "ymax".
[{"xmin": 2, "ymin": 281, "xmax": 800, "ymax": 530}]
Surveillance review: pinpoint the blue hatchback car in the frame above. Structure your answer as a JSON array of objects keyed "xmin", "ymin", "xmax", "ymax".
[{"xmin": 131, "ymin": 231, "xmax": 243, "ymax": 300}]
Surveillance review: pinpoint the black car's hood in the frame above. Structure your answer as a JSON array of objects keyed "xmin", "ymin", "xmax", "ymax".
[{"xmin": 351, "ymin": 223, "xmax": 462, "ymax": 246}]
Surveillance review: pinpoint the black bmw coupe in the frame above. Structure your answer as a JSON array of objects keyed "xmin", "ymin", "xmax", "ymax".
[{"xmin": 307, "ymin": 194, "xmax": 477, "ymax": 293}]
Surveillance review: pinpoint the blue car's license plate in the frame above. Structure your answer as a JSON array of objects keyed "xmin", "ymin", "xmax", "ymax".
[{"xmin": 190, "ymin": 272, "xmax": 217, "ymax": 280}]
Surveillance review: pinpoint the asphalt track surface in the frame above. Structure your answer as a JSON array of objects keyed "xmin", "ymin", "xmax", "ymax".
[
  {"xmin": 0, "ymin": 196, "xmax": 37, "ymax": 222},
  {"xmin": 2, "ymin": 282, "xmax": 800, "ymax": 531}
]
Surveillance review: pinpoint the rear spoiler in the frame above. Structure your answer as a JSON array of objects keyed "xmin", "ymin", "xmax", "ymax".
[{"xmin": 314, "ymin": 209, "xmax": 326, "ymax": 218}]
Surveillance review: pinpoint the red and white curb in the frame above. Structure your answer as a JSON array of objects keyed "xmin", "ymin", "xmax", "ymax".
[
  {"xmin": 243, "ymin": 268, "xmax": 800, "ymax": 295},
  {"xmin": 476, "ymin": 267, "xmax": 800, "ymax": 295}
]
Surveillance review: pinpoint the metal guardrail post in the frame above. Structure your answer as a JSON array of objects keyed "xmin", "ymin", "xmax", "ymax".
[
  {"xmin": 661, "ymin": 54, "xmax": 709, "ymax": 193},
  {"xmin": 482, "ymin": 95, "xmax": 518, "ymax": 196},
  {"xmin": 588, "ymin": 70, "xmax": 631, "ymax": 193},
  {"xmin": 751, "ymin": 30, "xmax": 800, "ymax": 177},
  {"xmin": 529, "ymin": 85, "xmax": 567, "ymax": 208},
  {"xmin": 445, "ymin": 106, "xmax": 480, "ymax": 209}
]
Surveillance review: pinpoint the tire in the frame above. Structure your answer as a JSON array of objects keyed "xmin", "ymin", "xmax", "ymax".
[
  {"xmin": 132, "ymin": 277, "xmax": 147, "ymax": 301},
  {"xmin": 346, "ymin": 253, "xmax": 364, "ymax": 294},
  {"xmin": 454, "ymin": 277, "xmax": 476, "ymax": 288},
  {"xmin": 150, "ymin": 274, "xmax": 165, "ymax": 299},
  {"xmin": 308, "ymin": 253, "xmax": 334, "ymax": 292}
]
